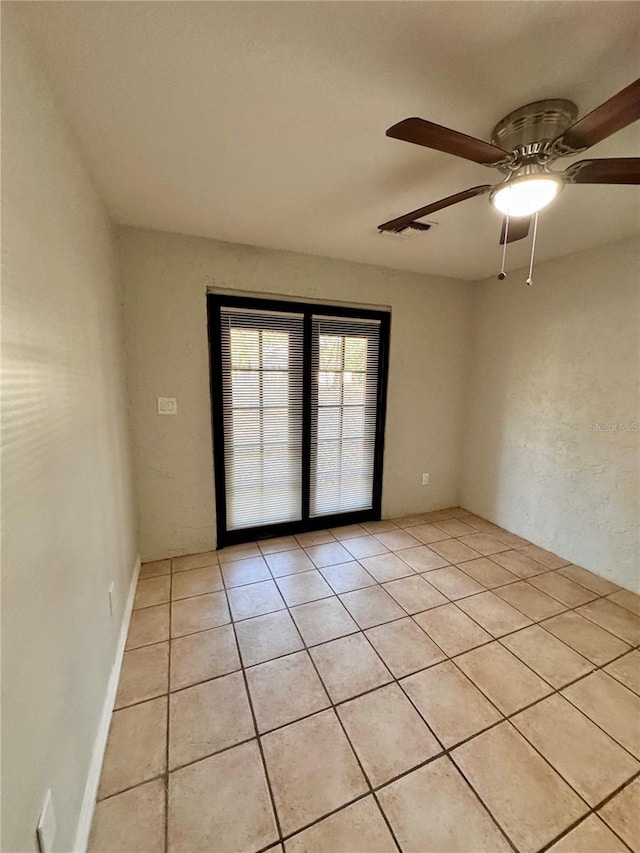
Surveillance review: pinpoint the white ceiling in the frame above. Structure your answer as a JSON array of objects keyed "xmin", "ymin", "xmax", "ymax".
[{"xmin": 12, "ymin": 1, "xmax": 640, "ymax": 280}]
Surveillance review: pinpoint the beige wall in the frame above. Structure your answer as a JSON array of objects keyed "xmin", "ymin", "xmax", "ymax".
[
  {"xmin": 119, "ymin": 226, "xmax": 473, "ymax": 560},
  {"xmin": 462, "ymin": 238, "xmax": 640, "ymax": 592},
  {"xmin": 1, "ymin": 15, "xmax": 137, "ymax": 852}
]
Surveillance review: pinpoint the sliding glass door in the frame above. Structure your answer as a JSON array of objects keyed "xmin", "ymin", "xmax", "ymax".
[{"xmin": 208, "ymin": 295, "xmax": 389, "ymax": 546}]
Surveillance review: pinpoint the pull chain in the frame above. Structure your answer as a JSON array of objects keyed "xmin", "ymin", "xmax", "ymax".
[
  {"xmin": 526, "ymin": 211, "xmax": 539, "ymax": 286},
  {"xmin": 498, "ymin": 215, "xmax": 509, "ymax": 280}
]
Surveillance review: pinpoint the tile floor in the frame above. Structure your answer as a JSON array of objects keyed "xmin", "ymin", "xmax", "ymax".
[{"xmin": 89, "ymin": 508, "xmax": 640, "ymax": 853}]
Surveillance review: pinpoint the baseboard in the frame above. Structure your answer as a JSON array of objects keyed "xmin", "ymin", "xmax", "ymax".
[{"xmin": 72, "ymin": 554, "xmax": 141, "ymax": 852}]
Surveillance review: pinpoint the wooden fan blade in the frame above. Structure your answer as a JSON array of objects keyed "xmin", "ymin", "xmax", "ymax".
[
  {"xmin": 554, "ymin": 78, "xmax": 640, "ymax": 153},
  {"xmin": 386, "ymin": 118, "xmax": 510, "ymax": 166},
  {"xmin": 500, "ymin": 216, "xmax": 531, "ymax": 245},
  {"xmin": 563, "ymin": 158, "xmax": 640, "ymax": 184},
  {"xmin": 378, "ymin": 185, "xmax": 492, "ymax": 232}
]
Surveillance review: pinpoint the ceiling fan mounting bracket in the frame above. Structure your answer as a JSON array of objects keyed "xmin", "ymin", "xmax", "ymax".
[{"xmin": 491, "ymin": 99, "xmax": 579, "ymax": 170}]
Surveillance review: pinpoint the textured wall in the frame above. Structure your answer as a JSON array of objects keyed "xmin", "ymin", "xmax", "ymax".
[
  {"xmin": 461, "ymin": 238, "xmax": 639, "ymax": 591},
  {"xmin": 119, "ymin": 226, "xmax": 473, "ymax": 560},
  {"xmin": 1, "ymin": 15, "xmax": 137, "ymax": 852}
]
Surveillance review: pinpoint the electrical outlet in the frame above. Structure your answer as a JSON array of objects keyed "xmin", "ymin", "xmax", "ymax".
[
  {"xmin": 157, "ymin": 396, "xmax": 177, "ymax": 415},
  {"xmin": 422, "ymin": 473, "xmax": 430, "ymax": 486},
  {"xmin": 37, "ymin": 790, "xmax": 56, "ymax": 853},
  {"xmin": 108, "ymin": 582, "xmax": 115, "ymax": 616}
]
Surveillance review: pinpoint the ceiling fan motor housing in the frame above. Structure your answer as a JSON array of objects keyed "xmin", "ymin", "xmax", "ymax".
[{"xmin": 491, "ymin": 99, "xmax": 579, "ymax": 170}]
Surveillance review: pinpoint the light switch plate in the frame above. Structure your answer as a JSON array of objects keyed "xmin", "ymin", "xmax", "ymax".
[
  {"xmin": 37, "ymin": 790, "xmax": 56, "ymax": 853},
  {"xmin": 157, "ymin": 397, "xmax": 177, "ymax": 415}
]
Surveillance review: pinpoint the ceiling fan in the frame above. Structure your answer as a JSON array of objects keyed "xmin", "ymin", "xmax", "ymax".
[{"xmin": 378, "ymin": 78, "xmax": 640, "ymax": 246}]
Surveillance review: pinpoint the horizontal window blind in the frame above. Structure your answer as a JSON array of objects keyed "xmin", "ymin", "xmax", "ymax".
[
  {"xmin": 310, "ymin": 315, "xmax": 381, "ymax": 517},
  {"xmin": 220, "ymin": 307, "xmax": 303, "ymax": 530}
]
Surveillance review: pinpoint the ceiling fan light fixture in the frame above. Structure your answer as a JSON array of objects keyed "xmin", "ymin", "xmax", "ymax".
[{"xmin": 490, "ymin": 173, "xmax": 562, "ymax": 217}]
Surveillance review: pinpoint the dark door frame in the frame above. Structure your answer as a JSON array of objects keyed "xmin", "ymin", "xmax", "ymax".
[{"xmin": 207, "ymin": 293, "xmax": 391, "ymax": 548}]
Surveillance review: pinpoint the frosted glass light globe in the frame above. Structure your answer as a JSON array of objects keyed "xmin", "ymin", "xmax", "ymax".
[{"xmin": 491, "ymin": 176, "xmax": 561, "ymax": 217}]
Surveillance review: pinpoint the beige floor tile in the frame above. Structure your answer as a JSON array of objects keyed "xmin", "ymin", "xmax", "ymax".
[
  {"xmin": 512, "ymin": 694, "xmax": 639, "ymax": 806},
  {"xmin": 98, "ymin": 697, "xmax": 167, "ymax": 799},
  {"xmin": 258, "ymin": 535, "xmax": 299, "ymax": 555},
  {"xmin": 170, "ymin": 623, "xmax": 240, "ymax": 691},
  {"xmin": 457, "ymin": 557, "xmax": 518, "ymax": 589},
  {"xmin": 598, "ymin": 777, "xmax": 640, "ymax": 851},
  {"xmin": 429, "ymin": 538, "xmax": 481, "ymax": 564},
  {"xmin": 275, "ymin": 570, "xmax": 334, "ymax": 606},
  {"xmin": 217, "ymin": 542, "xmax": 261, "ymax": 563},
  {"xmin": 559, "ymin": 564, "xmax": 620, "ymax": 596},
  {"xmin": 392, "ymin": 514, "xmax": 429, "ymax": 528},
  {"xmin": 168, "ymin": 740, "xmax": 278, "ymax": 853},
  {"xmin": 490, "ymin": 549, "xmax": 549, "ymax": 578},
  {"xmin": 291, "ymin": 597, "xmax": 358, "ymax": 646},
  {"xmin": 285, "ymin": 796, "xmax": 397, "ymax": 853},
  {"xmin": 329, "ymin": 524, "xmax": 367, "ymax": 540},
  {"xmin": 548, "ymin": 815, "xmax": 629, "ymax": 853},
  {"xmin": 246, "ymin": 650, "xmax": 330, "ymax": 733},
  {"xmin": 139, "ymin": 559, "xmax": 171, "ymax": 579},
  {"xmin": 115, "ymin": 642, "xmax": 169, "ymax": 709},
  {"xmin": 304, "ymin": 541, "xmax": 353, "ymax": 568},
  {"xmin": 169, "ymin": 671, "xmax": 254, "ymax": 769},
  {"xmin": 374, "ymin": 529, "xmax": 421, "ymax": 551},
  {"xmin": 453, "ymin": 722, "xmax": 588, "ymax": 853},
  {"xmin": 463, "ymin": 518, "xmax": 501, "ymax": 535},
  {"xmin": 172, "ymin": 550, "xmax": 218, "ymax": 572},
  {"xmin": 397, "ymin": 545, "xmax": 450, "ymax": 572},
  {"xmin": 408, "ymin": 523, "xmax": 452, "ymax": 544},
  {"xmin": 562, "ymin": 671, "xmax": 640, "ymax": 757},
  {"xmin": 338, "ymin": 683, "xmax": 441, "ymax": 786},
  {"xmin": 133, "ymin": 576, "xmax": 170, "ymax": 610},
  {"xmin": 382, "ymin": 575, "xmax": 447, "ymax": 614},
  {"xmin": 261, "ymin": 710, "xmax": 367, "ymax": 835},
  {"xmin": 342, "ymin": 534, "xmax": 389, "ymax": 559},
  {"xmin": 496, "ymin": 580, "xmax": 566, "ymax": 621},
  {"xmin": 458, "ymin": 533, "xmax": 511, "ymax": 556},
  {"xmin": 414, "ymin": 603, "xmax": 491, "ymax": 656},
  {"xmin": 421, "ymin": 510, "xmax": 454, "ymax": 523},
  {"xmin": 361, "ymin": 520, "xmax": 398, "ymax": 533},
  {"xmin": 577, "ymin": 598, "xmax": 640, "ymax": 645},
  {"xmin": 492, "ymin": 530, "xmax": 531, "ymax": 548},
  {"xmin": 456, "ymin": 642, "xmax": 551, "ymax": 714},
  {"xmin": 501, "ymin": 625, "xmax": 593, "ymax": 688},
  {"xmin": 442, "ymin": 507, "xmax": 470, "ymax": 518},
  {"xmin": 519, "ymin": 544, "xmax": 571, "ymax": 569},
  {"xmin": 235, "ymin": 609, "xmax": 304, "ymax": 666},
  {"xmin": 227, "ymin": 579, "xmax": 286, "ymax": 621},
  {"xmin": 605, "ymin": 649, "xmax": 640, "ymax": 695},
  {"xmin": 359, "ymin": 552, "xmax": 415, "ymax": 582},
  {"xmin": 310, "ymin": 632, "xmax": 392, "ymax": 702},
  {"xmin": 89, "ymin": 779, "xmax": 165, "ymax": 853},
  {"xmin": 608, "ymin": 587, "xmax": 640, "ymax": 616},
  {"xmin": 221, "ymin": 555, "xmax": 271, "ymax": 588},
  {"xmin": 320, "ymin": 561, "xmax": 376, "ymax": 593},
  {"xmin": 340, "ymin": 586, "xmax": 406, "ymax": 628},
  {"xmin": 295, "ymin": 529, "xmax": 335, "ymax": 547},
  {"xmin": 432, "ymin": 518, "xmax": 478, "ymax": 537},
  {"xmin": 378, "ymin": 756, "xmax": 511, "ymax": 853},
  {"xmin": 401, "ymin": 660, "xmax": 501, "ymax": 747},
  {"xmin": 456, "ymin": 591, "xmax": 532, "ymax": 637},
  {"xmin": 424, "ymin": 566, "xmax": 484, "ymax": 600},
  {"xmin": 170, "ymin": 565, "xmax": 223, "ymax": 600},
  {"xmin": 529, "ymin": 571, "xmax": 598, "ymax": 607},
  {"xmin": 170, "ymin": 590, "xmax": 230, "ymax": 638},
  {"xmin": 126, "ymin": 603, "xmax": 170, "ymax": 650},
  {"xmin": 365, "ymin": 617, "xmax": 445, "ymax": 678},
  {"xmin": 543, "ymin": 611, "xmax": 631, "ymax": 665},
  {"xmin": 266, "ymin": 548, "xmax": 316, "ymax": 577}
]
